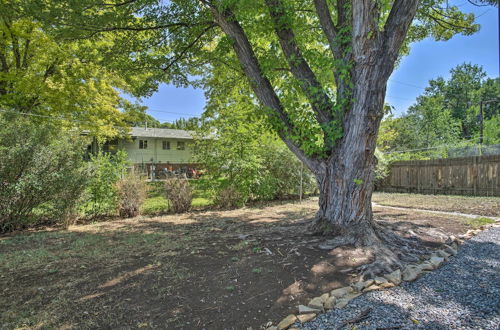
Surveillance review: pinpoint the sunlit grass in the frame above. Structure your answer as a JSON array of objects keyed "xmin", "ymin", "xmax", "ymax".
[{"xmin": 465, "ymin": 217, "xmax": 495, "ymax": 228}]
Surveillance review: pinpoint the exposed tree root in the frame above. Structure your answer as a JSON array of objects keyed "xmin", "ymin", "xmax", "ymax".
[{"xmin": 311, "ymin": 217, "xmax": 450, "ymax": 279}]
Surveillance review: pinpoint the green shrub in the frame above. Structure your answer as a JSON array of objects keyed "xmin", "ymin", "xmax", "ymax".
[
  {"xmin": 255, "ymin": 143, "xmax": 316, "ymax": 200},
  {"xmin": 116, "ymin": 172, "xmax": 147, "ymax": 218},
  {"xmin": 80, "ymin": 150, "xmax": 129, "ymax": 218},
  {"xmin": 195, "ymin": 133, "xmax": 317, "ymax": 206},
  {"xmin": 0, "ymin": 116, "xmax": 87, "ymax": 232},
  {"xmin": 164, "ymin": 178, "xmax": 193, "ymax": 213},
  {"xmin": 214, "ymin": 185, "xmax": 244, "ymax": 209},
  {"xmin": 374, "ymin": 149, "xmax": 390, "ymax": 183}
]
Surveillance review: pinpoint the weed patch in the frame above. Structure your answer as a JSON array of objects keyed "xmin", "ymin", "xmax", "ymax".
[{"xmin": 465, "ymin": 217, "xmax": 495, "ymax": 228}]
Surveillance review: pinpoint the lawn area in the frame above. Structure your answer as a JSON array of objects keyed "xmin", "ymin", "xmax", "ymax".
[
  {"xmin": 1, "ymin": 193, "xmax": 498, "ymax": 329},
  {"xmin": 373, "ymin": 192, "xmax": 500, "ymax": 217},
  {"xmin": 141, "ymin": 179, "xmax": 213, "ymax": 215}
]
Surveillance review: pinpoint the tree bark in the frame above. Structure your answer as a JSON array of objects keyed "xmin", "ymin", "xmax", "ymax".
[{"xmin": 312, "ymin": 72, "xmax": 385, "ymax": 241}]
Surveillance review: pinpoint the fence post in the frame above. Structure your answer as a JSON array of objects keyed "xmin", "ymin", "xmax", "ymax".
[
  {"xmin": 299, "ymin": 162, "xmax": 303, "ymax": 202},
  {"xmin": 473, "ymin": 156, "xmax": 477, "ymax": 196}
]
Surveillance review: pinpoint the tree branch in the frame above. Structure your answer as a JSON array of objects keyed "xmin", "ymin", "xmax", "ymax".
[
  {"xmin": 265, "ymin": 0, "xmax": 333, "ymax": 125},
  {"xmin": 161, "ymin": 24, "xmax": 216, "ymax": 72},
  {"xmin": 381, "ymin": 0, "xmax": 419, "ymax": 77},
  {"xmin": 352, "ymin": 0, "xmax": 382, "ymax": 64},
  {"xmin": 424, "ymin": 8, "xmax": 477, "ymax": 33},
  {"xmin": 0, "ymin": 49, "xmax": 8, "ymax": 73},
  {"xmin": 72, "ymin": 21, "xmax": 213, "ymax": 33},
  {"xmin": 313, "ymin": 0, "xmax": 352, "ymax": 118},
  {"xmin": 21, "ymin": 39, "xmax": 30, "ymax": 69},
  {"xmin": 312, "ymin": 0, "xmax": 339, "ymax": 59},
  {"xmin": 99, "ymin": 0, "xmax": 138, "ymax": 7},
  {"xmin": 336, "ymin": 0, "xmax": 348, "ymax": 29},
  {"xmin": 205, "ymin": 2, "xmax": 322, "ymax": 171},
  {"xmin": 3, "ymin": 19, "xmax": 22, "ymax": 69}
]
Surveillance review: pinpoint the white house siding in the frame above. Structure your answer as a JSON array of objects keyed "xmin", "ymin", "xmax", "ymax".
[{"xmin": 119, "ymin": 138, "xmax": 193, "ymax": 165}]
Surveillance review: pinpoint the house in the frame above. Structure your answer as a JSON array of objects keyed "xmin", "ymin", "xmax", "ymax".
[{"xmin": 102, "ymin": 127, "xmax": 198, "ymax": 176}]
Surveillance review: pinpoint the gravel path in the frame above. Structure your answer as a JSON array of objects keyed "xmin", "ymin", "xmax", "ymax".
[{"xmin": 300, "ymin": 226, "xmax": 500, "ymax": 330}]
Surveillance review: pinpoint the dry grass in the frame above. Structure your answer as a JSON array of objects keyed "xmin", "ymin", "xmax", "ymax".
[
  {"xmin": 1, "ymin": 193, "xmax": 498, "ymax": 329},
  {"xmin": 373, "ymin": 192, "xmax": 500, "ymax": 217}
]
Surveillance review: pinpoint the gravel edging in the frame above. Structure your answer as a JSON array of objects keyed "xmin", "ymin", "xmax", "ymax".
[{"xmin": 298, "ymin": 226, "xmax": 500, "ymax": 330}]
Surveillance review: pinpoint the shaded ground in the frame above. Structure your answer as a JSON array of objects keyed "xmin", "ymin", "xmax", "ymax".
[
  {"xmin": 1, "ymin": 194, "xmax": 497, "ymax": 329},
  {"xmin": 373, "ymin": 192, "xmax": 500, "ymax": 217}
]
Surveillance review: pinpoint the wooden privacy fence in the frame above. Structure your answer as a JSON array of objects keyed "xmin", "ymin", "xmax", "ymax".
[{"xmin": 377, "ymin": 155, "xmax": 500, "ymax": 196}]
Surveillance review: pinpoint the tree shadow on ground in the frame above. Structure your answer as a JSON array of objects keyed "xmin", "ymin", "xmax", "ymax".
[{"xmin": 0, "ymin": 201, "xmax": 482, "ymax": 329}]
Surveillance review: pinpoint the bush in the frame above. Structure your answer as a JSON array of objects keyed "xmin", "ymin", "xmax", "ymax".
[
  {"xmin": 116, "ymin": 172, "xmax": 147, "ymax": 218},
  {"xmin": 214, "ymin": 185, "xmax": 244, "ymax": 209},
  {"xmin": 80, "ymin": 150, "xmax": 129, "ymax": 218},
  {"xmin": 255, "ymin": 143, "xmax": 317, "ymax": 200},
  {"xmin": 374, "ymin": 149, "xmax": 390, "ymax": 183},
  {"xmin": 195, "ymin": 133, "xmax": 318, "ymax": 206},
  {"xmin": 164, "ymin": 178, "xmax": 193, "ymax": 213},
  {"xmin": 0, "ymin": 116, "xmax": 87, "ymax": 232}
]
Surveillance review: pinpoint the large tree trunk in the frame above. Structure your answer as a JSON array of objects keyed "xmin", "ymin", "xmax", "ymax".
[
  {"xmin": 309, "ymin": 74, "xmax": 421, "ymax": 277},
  {"xmin": 313, "ymin": 72, "xmax": 385, "ymax": 238}
]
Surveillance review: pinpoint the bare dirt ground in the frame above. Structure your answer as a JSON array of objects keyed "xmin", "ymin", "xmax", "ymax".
[
  {"xmin": 373, "ymin": 192, "xmax": 500, "ymax": 217},
  {"xmin": 1, "ymin": 194, "xmax": 497, "ymax": 329}
]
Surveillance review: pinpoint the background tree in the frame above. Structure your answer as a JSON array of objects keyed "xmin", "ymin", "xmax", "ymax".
[
  {"xmin": 0, "ymin": 1, "xmax": 157, "ymax": 138},
  {"xmin": 120, "ymin": 100, "xmax": 162, "ymax": 128},
  {"xmin": 161, "ymin": 117, "xmax": 203, "ymax": 130},
  {"xmin": 194, "ymin": 89, "xmax": 316, "ymax": 206},
  {"xmin": 24, "ymin": 0, "xmax": 481, "ymax": 275},
  {"xmin": 444, "ymin": 63, "xmax": 486, "ymax": 138},
  {"xmin": 378, "ymin": 63, "xmax": 499, "ymax": 159}
]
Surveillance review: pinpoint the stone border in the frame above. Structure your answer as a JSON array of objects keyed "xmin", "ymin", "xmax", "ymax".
[{"xmin": 263, "ymin": 222, "xmax": 500, "ymax": 330}]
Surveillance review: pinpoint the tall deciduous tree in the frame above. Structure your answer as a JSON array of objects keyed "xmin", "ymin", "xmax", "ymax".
[
  {"xmin": 28, "ymin": 0, "xmax": 479, "ymax": 275},
  {"xmin": 0, "ymin": 2, "xmax": 155, "ymax": 137},
  {"xmin": 378, "ymin": 63, "xmax": 499, "ymax": 158}
]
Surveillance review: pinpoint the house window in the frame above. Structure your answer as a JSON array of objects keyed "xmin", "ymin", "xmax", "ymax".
[
  {"xmin": 177, "ymin": 141, "xmax": 185, "ymax": 150},
  {"xmin": 162, "ymin": 141, "xmax": 170, "ymax": 150},
  {"xmin": 139, "ymin": 140, "xmax": 148, "ymax": 149}
]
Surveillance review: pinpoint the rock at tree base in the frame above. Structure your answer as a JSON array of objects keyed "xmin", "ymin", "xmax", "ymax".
[
  {"xmin": 308, "ymin": 297, "xmax": 324, "ymax": 310},
  {"xmin": 374, "ymin": 276, "xmax": 388, "ymax": 285},
  {"xmin": 384, "ymin": 269, "xmax": 402, "ymax": 285},
  {"xmin": 331, "ymin": 286, "xmax": 354, "ymax": 298},
  {"xmin": 436, "ymin": 250, "xmax": 451, "ymax": 260},
  {"xmin": 352, "ymin": 279, "xmax": 374, "ymax": 292},
  {"xmin": 335, "ymin": 292, "xmax": 361, "ymax": 308},
  {"xmin": 298, "ymin": 305, "xmax": 320, "ymax": 314},
  {"xmin": 319, "ymin": 293, "xmax": 330, "ymax": 303},
  {"xmin": 324, "ymin": 296, "xmax": 336, "ymax": 309},
  {"xmin": 379, "ymin": 282, "xmax": 396, "ymax": 288},
  {"xmin": 402, "ymin": 265, "xmax": 421, "ymax": 282},
  {"xmin": 443, "ymin": 244, "xmax": 458, "ymax": 256},
  {"xmin": 363, "ymin": 284, "xmax": 382, "ymax": 292},
  {"xmin": 418, "ymin": 262, "xmax": 434, "ymax": 271},
  {"xmin": 277, "ymin": 315, "xmax": 297, "ymax": 330},
  {"xmin": 297, "ymin": 313, "xmax": 317, "ymax": 323},
  {"xmin": 429, "ymin": 256, "xmax": 445, "ymax": 268}
]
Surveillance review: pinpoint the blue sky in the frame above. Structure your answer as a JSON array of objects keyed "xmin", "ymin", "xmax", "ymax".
[{"xmin": 135, "ymin": 1, "xmax": 498, "ymax": 122}]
